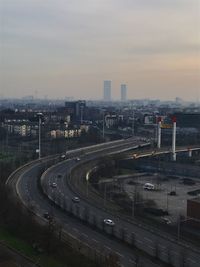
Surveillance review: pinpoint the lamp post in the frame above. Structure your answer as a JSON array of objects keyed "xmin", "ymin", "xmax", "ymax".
[
  {"xmin": 37, "ymin": 112, "xmax": 43, "ymax": 159},
  {"xmin": 102, "ymin": 110, "xmax": 105, "ymax": 140},
  {"xmin": 132, "ymin": 110, "xmax": 134, "ymax": 136}
]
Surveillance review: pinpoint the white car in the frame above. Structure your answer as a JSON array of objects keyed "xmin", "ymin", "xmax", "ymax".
[
  {"xmin": 51, "ymin": 182, "xmax": 57, "ymax": 188},
  {"xmin": 72, "ymin": 196, "xmax": 80, "ymax": 203},
  {"xmin": 76, "ymin": 157, "xmax": 81, "ymax": 162},
  {"xmin": 162, "ymin": 217, "xmax": 171, "ymax": 224},
  {"xmin": 103, "ymin": 219, "xmax": 115, "ymax": 226}
]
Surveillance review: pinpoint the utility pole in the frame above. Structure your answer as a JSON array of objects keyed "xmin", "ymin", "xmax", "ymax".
[
  {"xmin": 157, "ymin": 117, "xmax": 162, "ymax": 149},
  {"xmin": 37, "ymin": 113, "xmax": 43, "ymax": 159},
  {"xmin": 132, "ymin": 110, "xmax": 134, "ymax": 136},
  {"xmin": 102, "ymin": 110, "xmax": 105, "ymax": 140}
]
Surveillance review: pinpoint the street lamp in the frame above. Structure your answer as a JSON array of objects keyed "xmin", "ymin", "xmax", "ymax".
[
  {"xmin": 37, "ymin": 112, "xmax": 43, "ymax": 159},
  {"xmin": 132, "ymin": 110, "xmax": 134, "ymax": 136},
  {"xmin": 102, "ymin": 110, "xmax": 105, "ymax": 141}
]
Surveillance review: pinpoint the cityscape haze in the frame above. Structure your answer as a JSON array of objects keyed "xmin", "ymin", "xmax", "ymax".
[{"xmin": 1, "ymin": 0, "xmax": 200, "ymax": 101}]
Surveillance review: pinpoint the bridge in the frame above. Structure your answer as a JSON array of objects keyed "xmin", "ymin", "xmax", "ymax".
[{"xmin": 6, "ymin": 138, "xmax": 200, "ymax": 267}]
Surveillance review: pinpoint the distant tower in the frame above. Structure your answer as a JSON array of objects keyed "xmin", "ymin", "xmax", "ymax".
[
  {"xmin": 121, "ymin": 84, "xmax": 127, "ymax": 101},
  {"xmin": 103, "ymin": 80, "xmax": 111, "ymax": 101}
]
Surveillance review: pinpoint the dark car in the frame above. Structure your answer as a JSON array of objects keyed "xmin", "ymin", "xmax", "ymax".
[
  {"xmin": 168, "ymin": 191, "xmax": 176, "ymax": 196},
  {"xmin": 43, "ymin": 212, "xmax": 50, "ymax": 220}
]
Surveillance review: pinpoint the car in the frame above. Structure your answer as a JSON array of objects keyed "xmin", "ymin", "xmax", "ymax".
[
  {"xmin": 168, "ymin": 191, "xmax": 176, "ymax": 196},
  {"xmin": 72, "ymin": 196, "xmax": 80, "ymax": 203},
  {"xmin": 143, "ymin": 183, "xmax": 155, "ymax": 190},
  {"xmin": 103, "ymin": 219, "xmax": 115, "ymax": 226},
  {"xmin": 60, "ymin": 154, "xmax": 66, "ymax": 160},
  {"xmin": 162, "ymin": 217, "xmax": 171, "ymax": 224},
  {"xmin": 43, "ymin": 212, "xmax": 50, "ymax": 220},
  {"xmin": 51, "ymin": 182, "xmax": 57, "ymax": 188},
  {"xmin": 76, "ymin": 157, "xmax": 81, "ymax": 162}
]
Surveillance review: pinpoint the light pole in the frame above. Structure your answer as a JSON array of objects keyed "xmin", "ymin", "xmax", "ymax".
[
  {"xmin": 37, "ymin": 112, "xmax": 43, "ymax": 159},
  {"xmin": 102, "ymin": 110, "xmax": 105, "ymax": 140},
  {"xmin": 132, "ymin": 110, "xmax": 134, "ymax": 136}
]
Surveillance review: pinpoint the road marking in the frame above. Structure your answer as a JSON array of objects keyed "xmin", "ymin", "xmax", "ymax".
[
  {"xmin": 144, "ymin": 237, "xmax": 153, "ymax": 243},
  {"xmin": 159, "ymin": 245, "xmax": 166, "ymax": 250},
  {"xmin": 105, "ymin": 246, "xmax": 111, "ymax": 250},
  {"xmin": 82, "ymin": 233, "xmax": 88, "ymax": 238},
  {"xmin": 72, "ymin": 228, "xmax": 79, "ymax": 232},
  {"xmin": 148, "ymin": 245, "xmax": 155, "ymax": 250},
  {"xmin": 92, "ymin": 238, "xmax": 98, "ymax": 243},
  {"xmin": 188, "ymin": 259, "xmax": 197, "ymax": 263},
  {"xmin": 115, "ymin": 251, "xmax": 124, "ymax": 258}
]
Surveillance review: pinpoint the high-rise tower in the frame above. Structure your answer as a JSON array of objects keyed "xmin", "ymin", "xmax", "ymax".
[
  {"xmin": 103, "ymin": 80, "xmax": 111, "ymax": 101},
  {"xmin": 121, "ymin": 84, "xmax": 127, "ymax": 101}
]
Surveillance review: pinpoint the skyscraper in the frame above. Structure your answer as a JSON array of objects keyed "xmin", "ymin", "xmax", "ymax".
[
  {"xmin": 103, "ymin": 80, "xmax": 111, "ymax": 101},
  {"xmin": 121, "ymin": 84, "xmax": 127, "ymax": 101}
]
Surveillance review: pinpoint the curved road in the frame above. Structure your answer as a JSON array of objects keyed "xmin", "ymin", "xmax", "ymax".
[{"xmin": 8, "ymin": 138, "xmax": 200, "ymax": 267}]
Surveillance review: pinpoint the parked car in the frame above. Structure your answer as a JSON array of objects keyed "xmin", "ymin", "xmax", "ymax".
[
  {"xmin": 143, "ymin": 183, "xmax": 155, "ymax": 190},
  {"xmin": 168, "ymin": 191, "xmax": 176, "ymax": 196}
]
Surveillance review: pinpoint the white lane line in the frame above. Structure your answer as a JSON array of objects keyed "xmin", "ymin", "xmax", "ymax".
[
  {"xmin": 82, "ymin": 233, "xmax": 88, "ymax": 238},
  {"xmin": 115, "ymin": 251, "xmax": 124, "ymax": 258},
  {"xmin": 159, "ymin": 245, "xmax": 166, "ymax": 250},
  {"xmin": 148, "ymin": 245, "xmax": 155, "ymax": 250},
  {"xmin": 92, "ymin": 238, "xmax": 98, "ymax": 243},
  {"xmin": 188, "ymin": 259, "xmax": 197, "ymax": 263},
  {"xmin": 144, "ymin": 237, "xmax": 153, "ymax": 243},
  {"xmin": 105, "ymin": 246, "xmax": 111, "ymax": 250}
]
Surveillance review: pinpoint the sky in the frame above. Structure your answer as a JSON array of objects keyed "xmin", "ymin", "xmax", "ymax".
[{"xmin": 1, "ymin": 0, "xmax": 200, "ymax": 101}]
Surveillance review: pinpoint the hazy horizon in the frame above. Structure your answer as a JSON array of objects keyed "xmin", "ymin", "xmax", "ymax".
[{"xmin": 1, "ymin": 0, "xmax": 200, "ymax": 101}]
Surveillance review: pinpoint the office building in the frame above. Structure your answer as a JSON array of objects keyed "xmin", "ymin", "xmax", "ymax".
[
  {"xmin": 103, "ymin": 80, "xmax": 111, "ymax": 101},
  {"xmin": 121, "ymin": 84, "xmax": 127, "ymax": 102},
  {"xmin": 64, "ymin": 100, "xmax": 86, "ymax": 122}
]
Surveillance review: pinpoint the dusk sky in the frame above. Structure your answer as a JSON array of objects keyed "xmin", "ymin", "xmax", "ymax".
[{"xmin": 1, "ymin": 0, "xmax": 200, "ymax": 100}]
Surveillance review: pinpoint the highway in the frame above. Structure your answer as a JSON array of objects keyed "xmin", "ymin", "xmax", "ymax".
[
  {"xmin": 41, "ymin": 148, "xmax": 200, "ymax": 267},
  {"xmin": 7, "ymin": 138, "xmax": 200, "ymax": 267},
  {"xmin": 9, "ymin": 138, "xmax": 164, "ymax": 267}
]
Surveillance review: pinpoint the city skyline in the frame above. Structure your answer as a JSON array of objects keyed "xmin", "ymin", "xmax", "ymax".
[{"xmin": 1, "ymin": 0, "xmax": 200, "ymax": 101}]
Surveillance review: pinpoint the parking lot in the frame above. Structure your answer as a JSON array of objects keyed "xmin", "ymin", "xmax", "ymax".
[{"xmin": 124, "ymin": 172, "xmax": 200, "ymax": 223}]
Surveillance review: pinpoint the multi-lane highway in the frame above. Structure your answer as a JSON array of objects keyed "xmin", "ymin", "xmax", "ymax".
[{"xmin": 7, "ymin": 138, "xmax": 200, "ymax": 267}]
